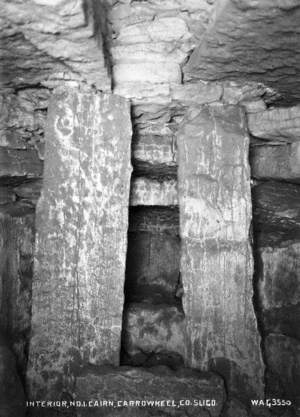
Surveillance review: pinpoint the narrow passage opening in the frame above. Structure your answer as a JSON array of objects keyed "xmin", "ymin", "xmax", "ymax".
[{"xmin": 120, "ymin": 206, "xmax": 185, "ymax": 369}]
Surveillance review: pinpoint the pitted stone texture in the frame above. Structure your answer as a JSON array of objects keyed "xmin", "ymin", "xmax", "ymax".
[
  {"xmin": 75, "ymin": 366, "xmax": 225, "ymax": 417},
  {"xmin": 27, "ymin": 88, "xmax": 132, "ymax": 399},
  {"xmin": 0, "ymin": 332, "xmax": 26, "ymax": 417},
  {"xmin": 0, "ymin": 88, "xmax": 50, "ymax": 154},
  {"xmin": 252, "ymin": 181, "xmax": 300, "ymax": 247},
  {"xmin": 0, "ymin": 1, "xmax": 111, "ymax": 91},
  {"xmin": 184, "ymin": 0, "xmax": 300, "ymax": 105},
  {"xmin": 0, "ymin": 215, "xmax": 35, "ymax": 375},
  {"xmin": 248, "ymin": 106, "xmax": 300, "ymax": 143},
  {"xmin": 130, "ymin": 176, "xmax": 178, "ymax": 206},
  {"xmin": 177, "ymin": 104, "xmax": 264, "ymax": 399},
  {"xmin": 250, "ymin": 143, "xmax": 300, "ymax": 183},
  {"xmin": 257, "ymin": 244, "xmax": 300, "ymax": 340}
]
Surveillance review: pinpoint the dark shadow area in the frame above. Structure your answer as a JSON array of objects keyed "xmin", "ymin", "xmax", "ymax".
[{"xmin": 120, "ymin": 205, "xmax": 185, "ymax": 370}]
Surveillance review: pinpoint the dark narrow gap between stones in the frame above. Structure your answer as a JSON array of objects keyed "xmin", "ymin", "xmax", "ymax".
[{"xmin": 248, "ymin": 150, "xmax": 268, "ymax": 400}]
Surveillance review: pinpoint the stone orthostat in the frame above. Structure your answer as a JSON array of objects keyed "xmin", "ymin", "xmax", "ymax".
[
  {"xmin": 177, "ymin": 103, "xmax": 264, "ymax": 399},
  {"xmin": 27, "ymin": 88, "xmax": 132, "ymax": 399}
]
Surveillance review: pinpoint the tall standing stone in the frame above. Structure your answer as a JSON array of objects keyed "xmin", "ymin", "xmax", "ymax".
[
  {"xmin": 27, "ymin": 88, "xmax": 132, "ymax": 399},
  {"xmin": 177, "ymin": 104, "xmax": 264, "ymax": 400}
]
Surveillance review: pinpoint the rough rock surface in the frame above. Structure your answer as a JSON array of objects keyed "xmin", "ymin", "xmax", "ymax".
[
  {"xmin": 248, "ymin": 106, "xmax": 300, "ymax": 142},
  {"xmin": 177, "ymin": 103, "xmax": 264, "ymax": 399},
  {"xmin": 109, "ymin": 0, "xmax": 216, "ymax": 103},
  {"xmin": 27, "ymin": 88, "xmax": 132, "ymax": 399},
  {"xmin": 125, "ymin": 231, "xmax": 180, "ymax": 303},
  {"xmin": 0, "ymin": 332, "xmax": 25, "ymax": 417},
  {"xmin": 250, "ymin": 143, "xmax": 300, "ymax": 183},
  {"xmin": 132, "ymin": 134, "xmax": 177, "ymax": 175},
  {"xmin": 129, "ymin": 206, "xmax": 179, "ymax": 235},
  {"xmin": 122, "ymin": 302, "xmax": 186, "ymax": 367},
  {"xmin": 252, "ymin": 181, "xmax": 300, "ymax": 247},
  {"xmin": 0, "ymin": 88, "xmax": 50, "ymax": 154},
  {"xmin": 75, "ymin": 365, "xmax": 225, "ymax": 417},
  {"xmin": 0, "ymin": 1, "xmax": 110, "ymax": 91},
  {"xmin": 0, "ymin": 149, "xmax": 42, "ymax": 181},
  {"xmin": 0, "ymin": 214, "xmax": 35, "ymax": 375},
  {"xmin": 184, "ymin": 0, "xmax": 300, "ymax": 105},
  {"xmin": 130, "ymin": 176, "xmax": 178, "ymax": 206},
  {"xmin": 252, "ymin": 178, "xmax": 300, "ymax": 415}
]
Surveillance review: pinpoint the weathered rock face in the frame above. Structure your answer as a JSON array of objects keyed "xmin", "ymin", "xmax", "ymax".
[
  {"xmin": 122, "ymin": 302, "xmax": 186, "ymax": 368},
  {"xmin": 0, "ymin": 149, "xmax": 42, "ymax": 180},
  {"xmin": 129, "ymin": 206, "xmax": 180, "ymax": 235},
  {"xmin": 0, "ymin": 214, "xmax": 35, "ymax": 375},
  {"xmin": 177, "ymin": 103, "xmax": 264, "ymax": 399},
  {"xmin": 109, "ymin": 0, "xmax": 217, "ymax": 103},
  {"xmin": 257, "ymin": 244, "xmax": 300, "ymax": 340},
  {"xmin": 0, "ymin": 1, "xmax": 111, "ymax": 91},
  {"xmin": 0, "ymin": 88, "xmax": 50, "ymax": 154},
  {"xmin": 1, "ymin": 0, "xmax": 299, "ymax": 412},
  {"xmin": 132, "ymin": 133, "xmax": 177, "ymax": 175},
  {"xmin": 130, "ymin": 176, "xmax": 178, "ymax": 206},
  {"xmin": 250, "ymin": 143, "xmax": 300, "ymax": 183},
  {"xmin": 248, "ymin": 106, "xmax": 300, "ymax": 143},
  {"xmin": 125, "ymin": 231, "xmax": 180, "ymax": 303},
  {"xmin": 184, "ymin": 0, "xmax": 300, "ymax": 105},
  {"xmin": 252, "ymin": 181, "xmax": 300, "ymax": 247},
  {"xmin": 26, "ymin": 88, "xmax": 132, "ymax": 399},
  {"xmin": 252, "ymin": 178, "xmax": 300, "ymax": 412},
  {"xmin": 75, "ymin": 365, "xmax": 225, "ymax": 417},
  {"xmin": 0, "ymin": 332, "xmax": 25, "ymax": 417}
]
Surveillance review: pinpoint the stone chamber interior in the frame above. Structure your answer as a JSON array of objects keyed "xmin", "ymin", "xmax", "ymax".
[{"xmin": 0, "ymin": 1, "xmax": 300, "ymax": 417}]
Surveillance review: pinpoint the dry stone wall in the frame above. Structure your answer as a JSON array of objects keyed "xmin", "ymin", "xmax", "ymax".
[{"xmin": 0, "ymin": 0, "xmax": 299, "ymax": 415}]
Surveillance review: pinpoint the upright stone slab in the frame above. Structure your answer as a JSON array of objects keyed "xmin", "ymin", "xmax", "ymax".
[
  {"xmin": 177, "ymin": 104, "xmax": 264, "ymax": 400},
  {"xmin": 27, "ymin": 88, "xmax": 132, "ymax": 399}
]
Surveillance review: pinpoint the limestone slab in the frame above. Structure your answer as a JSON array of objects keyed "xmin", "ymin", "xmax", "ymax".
[
  {"xmin": 75, "ymin": 366, "xmax": 225, "ymax": 417},
  {"xmin": 122, "ymin": 302, "xmax": 186, "ymax": 368},
  {"xmin": 132, "ymin": 134, "xmax": 177, "ymax": 175},
  {"xmin": 130, "ymin": 176, "xmax": 178, "ymax": 206},
  {"xmin": 177, "ymin": 104, "xmax": 264, "ymax": 399},
  {"xmin": 27, "ymin": 88, "xmax": 132, "ymax": 399},
  {"xmin": 250, "ymin": 143, "xmax": 300, "ymax": 182},
  {"xmin": 0, "ymin": 149, "xmax": 42, "ymax": 180},
  {"xmin": 184, "ymin": 0, "xmax": 300, "ymax": 105},
  {"xmin": 248, "ymin": 106, "xmax": 300, "ymax": 142},
  {"xmin": 0, "ymin": 1, "xmax": 111, "ymax": 91},
  {"xmin": 252, "ymin": 181, "xmax": 300, "ymax": 247}
]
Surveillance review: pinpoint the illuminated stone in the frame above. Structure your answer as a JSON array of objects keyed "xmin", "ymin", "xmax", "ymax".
[{"xmin": 27, "ymin": 87, "xmax": 132, "ymax": 398}]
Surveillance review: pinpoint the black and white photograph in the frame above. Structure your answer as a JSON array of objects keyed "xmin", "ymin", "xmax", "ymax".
[{"xmin": 0, "ymin": 0, "xmax": 299, "ymax": 416}]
